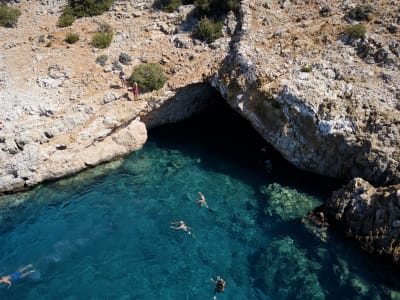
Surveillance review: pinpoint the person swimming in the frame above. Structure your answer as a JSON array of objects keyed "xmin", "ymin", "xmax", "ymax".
[
  {"xmin": 196, "ymin": 192, "xmax": 214, "ymax": 212},
  {"xmin": 211, "ymin": 276, "xmax": 226, "ymax": 299},
  {"xmin": 0, "ymin": 264, "xmax": 35, "ymax": 288},
  {"xmin": 170, "ymin": 220, "xmax": 191, "ymax": 232},
  {"xmin": 170, "ymin": 220, "xmax": 195, "ymax": 238}
]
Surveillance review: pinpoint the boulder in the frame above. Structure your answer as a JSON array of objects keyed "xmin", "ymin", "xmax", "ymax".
[{"xmin": 321, "ymin": 178, "xmax": 400, "ymax": 263}]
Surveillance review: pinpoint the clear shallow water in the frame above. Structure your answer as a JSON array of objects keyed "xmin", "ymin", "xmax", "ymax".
[{"xmin": 1, "ymin": 105, "xmax": 400, "ymax": 299}]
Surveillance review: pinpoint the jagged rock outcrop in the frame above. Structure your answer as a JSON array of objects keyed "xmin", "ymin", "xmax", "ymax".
[
  {"xmin": 212, "ymin": 0, "xmax": 400, "ymax": 186},
  {"xmin": 321, "ymin": 178, "xmax": 400, "ymax": 263}
]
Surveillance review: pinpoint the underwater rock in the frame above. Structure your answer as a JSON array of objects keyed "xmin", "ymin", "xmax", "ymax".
[
  {"xmin": 253, "ymin": 237, "xmax": 324, "ymax": 299},
  {"xmin": 260, "ymin": 183, "xmax": 321, "ymax": 221},
  {"xmin": 302, "ymin": 210, "xmax": 329, "ymax": 242}
]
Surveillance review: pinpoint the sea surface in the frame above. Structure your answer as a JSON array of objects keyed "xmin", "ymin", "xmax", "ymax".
[{"xmin": 1, "ymin": 103, "xmax": 400, "ymax": 299}]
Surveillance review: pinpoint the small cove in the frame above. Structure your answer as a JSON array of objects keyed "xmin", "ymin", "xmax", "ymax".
[{"xmin": 0, "ymin": 102, "xmax": 400, "ymax": 299}]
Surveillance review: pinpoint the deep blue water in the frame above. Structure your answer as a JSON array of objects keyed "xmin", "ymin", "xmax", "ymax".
[{"xmin": 1, "ymin": 104, "xmax": 400, "ymax": 299}]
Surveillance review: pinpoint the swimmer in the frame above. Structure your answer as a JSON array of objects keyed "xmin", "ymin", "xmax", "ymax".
[
  {"xmin": 211, "ymin": 276, "xmax": 226, "ymax": 299},
  {"xmin": 0, "ymin": 264, "xmax": 35, "ymax": 288},
  {"xmin": 196, "ymin": 192, "xmax": 214, "ymax": 213},
  {"xmin": 170, "ymin": 220, "xmax": 195, "ymax": 238},
  {"xmin": 170, "ymin": 220, "xmax": 191, "ymax": 232}
]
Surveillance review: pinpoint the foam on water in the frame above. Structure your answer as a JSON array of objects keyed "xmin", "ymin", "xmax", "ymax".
[{"xmin": 1, "ymin": 105, "xmax": 400, "ymax": 299}]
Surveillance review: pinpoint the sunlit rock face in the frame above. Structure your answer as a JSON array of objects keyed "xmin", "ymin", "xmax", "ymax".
[{"xmin": 212, "ymin": 0, "xmax": 400, "ymax": 186}]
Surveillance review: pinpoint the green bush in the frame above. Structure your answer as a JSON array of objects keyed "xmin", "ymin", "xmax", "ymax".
[
  {"xmin": 159, "ymin": 0, "xmax": 182, "ymax": 12},
  {"xmin": 128, "ymin": 63, "xmax": 168, "ymax": 92},
  {"xmin": 68, "ymin": 0, "xmax": 115, "ymax": 17},
  {"xmin": 58, "ymin": 0, "xmax": 114, "ymax": 26},
  {"xmin": 194, "ymin": 0, "xmax": 240, "ymax": 17},
  {"xmin": 194, "ymin": 17, "xmax": 223, "ymax": 43},
  {"xmin": 301, "ymin": 66, "xmax": 312, "ymax": 73},
  {"xmin": 57, "ymin": 10, "xmax": 75, "ymax": 27},
  {"xmin": 0, "ymin": 5, "xmax": 21, "ymax": 28},
  {"xmin": 95, "ymin": 54, "xmax": 108, "ymax": 66},
  {"xmin": 65, "ymin": 32, "xmax": 80, "ymax": 44},
  {"xmin": 346, "ymin": 5, "xmax": 373, "ymax": 21},
  {"xmin": 345, "ymin": 23, "xmax": 366, "ymax": 39},
  {"xmin": 155, "ymin": 0, "xmax": 193, "ymax": 12},
  {"xmin": 92, "ymin": 32, "xmax": 113, "ymax": 48},
  {"xmin": 154, "ymin": 0, "xmax": 239, "ymax": 17}
]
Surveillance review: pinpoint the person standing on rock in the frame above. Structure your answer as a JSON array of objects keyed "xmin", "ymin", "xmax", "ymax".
[
  {"xmin": 133, "ymin": 81, "xmax": 139, "ymax": 100},
  {"xmin": 119, "ymin": 70, "xmax": 126, "ymax": 88}
]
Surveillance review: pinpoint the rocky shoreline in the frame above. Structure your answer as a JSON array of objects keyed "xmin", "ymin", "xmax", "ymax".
[{"xmin": 1, "ymin": 0, "xmax": 400, "ymax": 262}]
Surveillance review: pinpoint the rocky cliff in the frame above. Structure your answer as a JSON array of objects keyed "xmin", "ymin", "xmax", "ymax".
[
  {"xmin": 212, "ymin": 0, "xmax": 400, "ymax": 186},
  {"xmin": 0, "ymin": 0, "xmax": 227, "ymax": 192}
]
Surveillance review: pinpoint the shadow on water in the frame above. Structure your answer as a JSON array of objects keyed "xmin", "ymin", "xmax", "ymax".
[{"xmin": 147, "ymin": 99, "xmax": 343, "ymax": 199}]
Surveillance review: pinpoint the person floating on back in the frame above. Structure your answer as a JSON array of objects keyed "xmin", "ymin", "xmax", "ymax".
[
  {"xmin": 196, "ymin": 192, "xmax": 214, "ymax": 213},
  {"xmin": 0, "ymin": 264, "xmax": 35, "ymax": 288},
  {"xmin": 119, "ymin": 70, "xmax": 126, "ymax": 88}
]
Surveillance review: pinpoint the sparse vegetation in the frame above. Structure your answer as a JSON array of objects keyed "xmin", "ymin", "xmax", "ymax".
[
  {"xmin": 95, "ymin": 54, "xmax": 108, "ymax": 66},
  {"xmin": 194, "ymin": 17, "xmax": 223, "ymax": 43},
  {"xmin": 155, "ymin": 0, "xmax": 240, "ymax": 16},
  {"xmin": 57, "ymin": 7, "xmax": 76, "ymax": 27},
  {"xmin": 92, "ymin": 23, "xmax": 113, "ymax": 48},
  {"xmin": 345, "ymin": 23, "xmax": 366, "ymax": 39},
  {"xmin": 46, "ymin": 41, "xmax": 52, "ymax": 47},
  {"xmin": 301, "ymin": 66, "xmax": 312, "ymax": 73},
  {"xmin": 128, "ymin": 63, "xmax": 168, "ymax": 92},
  {"xmin": 97, "ymin": 21, "xmax": 113, "ymax": 33},
  {"xmin": 65, "ymin": 32, "xmax": 80, "ymax": 44},
  {"xmin": 195, "ymin": 0, "xmax": 240, "ymax": 17},
  {"xmin": 346, "ymin": 5, "xmax": 373, "ymax": 21},
  {"xmin": 92, "ymin": 32, "xmax": 113, "ymax": 48},
  {"xmin": 67, "ymin": 0, "xmax": 115, "ymax": 18},
  {"xmin": 0, "ymin": 4, "xmax": 21, "ymax": 28},
  {"xmin": 155, "ymin": 0, "xmax": 185, "ymax": 12},
  {"xmin": 58, "ymin": 0, "xmax": 114, "ymax": 27}
]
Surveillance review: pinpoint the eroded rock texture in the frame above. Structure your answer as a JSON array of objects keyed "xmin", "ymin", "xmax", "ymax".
[{"xmin": 322, "ymin": 178, "xmax": 400, "ymax": 263}]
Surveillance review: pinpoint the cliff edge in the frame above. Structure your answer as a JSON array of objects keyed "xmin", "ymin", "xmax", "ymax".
[{"xmin": 212, "ymin": 0, "xmax": 400, "ymax": 186}]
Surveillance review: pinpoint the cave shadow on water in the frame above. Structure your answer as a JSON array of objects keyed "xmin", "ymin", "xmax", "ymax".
[
  {"xmin": 148, "ymin": 100, "xmax": 342, "ymax": 199},
  {"xmin": 147, "ymin": 100, "xmax": 400, "ymax": 299}
]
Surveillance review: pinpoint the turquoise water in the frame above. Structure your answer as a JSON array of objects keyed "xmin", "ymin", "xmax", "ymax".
[{"xmin": 1, "ymin": 105, "xmax": 400, "ymax": 299}]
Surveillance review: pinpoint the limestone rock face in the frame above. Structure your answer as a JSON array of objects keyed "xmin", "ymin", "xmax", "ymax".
[
  {"xmin": 0, "ymin": 0, "xmax": 226, "ymax": 193},
  {"xmin": 212, "ymin": 0, "xmax": 400, "ymax": 186},
  {"xmin": 322, "ymin": 178, "xmax": 400, "ymax": 263}
]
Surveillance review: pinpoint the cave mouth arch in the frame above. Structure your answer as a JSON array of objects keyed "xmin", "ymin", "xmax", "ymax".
[{"xmin": 146, "ymin": 87, "xmax": 343, "ymax": 199}]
